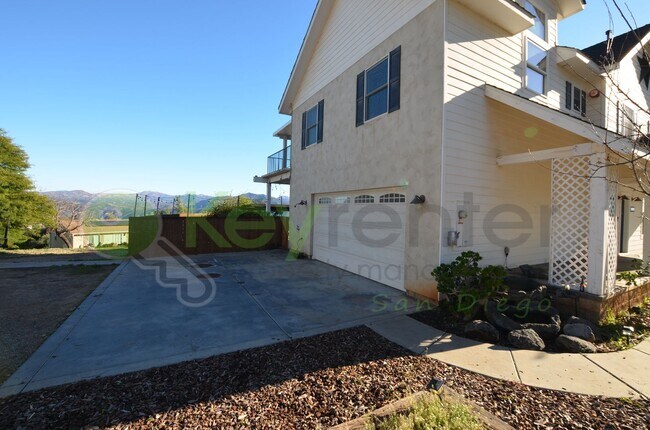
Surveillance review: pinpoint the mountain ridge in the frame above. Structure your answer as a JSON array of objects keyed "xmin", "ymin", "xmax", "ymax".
[{"xmin": 41, "ymin": 190, "xmax": 290, "ymax": 220}]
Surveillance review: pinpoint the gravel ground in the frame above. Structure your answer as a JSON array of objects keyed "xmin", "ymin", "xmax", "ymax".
[{"xmin": 0, "ymin": 327, "xmax": 647, "ymax": 430}]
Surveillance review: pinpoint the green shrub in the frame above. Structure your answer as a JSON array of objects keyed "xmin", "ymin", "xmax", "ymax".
[
  {"xmin": 368, "ymin": 392, "xmax": 483, "ymax": 430},
  {"xmin": 432, "ymin": 251, "xmax": 507, "ymax": 317},
  {"xmin": 207, "ymin": 196, "xmax": 256, "ymax": 217},
  {"xmin": 617, "ymin": 260, "xmax": 650, "ymax": 286}
]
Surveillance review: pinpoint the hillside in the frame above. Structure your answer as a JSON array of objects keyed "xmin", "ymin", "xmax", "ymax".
[{"xmin": 42, "ymin": 191, "xmax": 289, "ymax": 220}]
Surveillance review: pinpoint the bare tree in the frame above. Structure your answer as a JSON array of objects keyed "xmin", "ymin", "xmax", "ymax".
[{"xmin": 53, "ymin": 200, "xmax": 85, "ymax": 248}]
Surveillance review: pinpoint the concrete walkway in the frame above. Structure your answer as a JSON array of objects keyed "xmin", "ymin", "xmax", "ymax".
[
  {"xmin": 368, "ymin": 315, "xmax": 650, "ymax": 399},
  {"xmin": 0, "ymin": 251, "xmax": 416, "ymax": 397},
  {"xmin": 0, "ymin": 260, "xmax": 120, "ymax": 269}
]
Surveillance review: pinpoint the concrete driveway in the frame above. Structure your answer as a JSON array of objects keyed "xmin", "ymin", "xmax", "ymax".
[{"xmin": 1, "ymin": 250, "xmax": 416, "ymax": 396}]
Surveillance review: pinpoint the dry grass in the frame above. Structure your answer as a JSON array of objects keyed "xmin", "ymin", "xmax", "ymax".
[{"xmin": 0, "ymin": 265, "xmax": 118, "ymax": 384}]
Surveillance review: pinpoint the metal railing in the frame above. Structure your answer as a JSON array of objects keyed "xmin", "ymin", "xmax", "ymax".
[{"xmin": 267, "ymin": 145, "xmax": 291, "ymax": 175}]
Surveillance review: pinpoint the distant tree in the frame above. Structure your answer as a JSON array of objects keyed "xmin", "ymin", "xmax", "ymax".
[
  {"xmin": 207, "ymin": 195, "xmax": 255, "ymax": 217},
  {"xmin": 52, "ymin": 200, "xmax": 85, "ymax": 248},
  {"xmin": 174, "ymin": 196, "xmax": 187, "ymax": 215},
  {"xmin": 0, "ymin": 129, "xmax": 56, "ymax": 248}
]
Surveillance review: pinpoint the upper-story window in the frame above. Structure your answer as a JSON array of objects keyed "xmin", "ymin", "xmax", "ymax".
[
  {"xmin": 356, "ymin": 46, "xmax": 401, "ymax": 126},
  {"xmin": 301, "ymin": 100, "xmax": 324, "ymax": 149},
  {"xmin": 524, "ymin": 1, "xmax": 546, "ymax": 41},
  {"xmin": 618, "ymin": 104, "xmax": 637, "ymax": 139},
  {"xmin": 565, "ymin": 82, "xmax": 586, "ymax": 117},
  {"xmin": 526, "ymin": 41, "xmax": 547, "ymax": 94}
]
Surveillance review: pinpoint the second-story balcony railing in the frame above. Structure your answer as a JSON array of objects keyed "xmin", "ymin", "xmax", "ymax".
[{"xmin": 267, "ymin": 145, "xmax": 291, "ymax": 175}]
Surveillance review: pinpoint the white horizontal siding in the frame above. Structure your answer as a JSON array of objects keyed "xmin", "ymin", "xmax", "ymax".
[
  {"xmin": 294, "ymin": 0, "xmax": 437, "ymax": 109},
  {"xmin": 441, "ymin": 0, "xmax": 590, "ymax": 268}
]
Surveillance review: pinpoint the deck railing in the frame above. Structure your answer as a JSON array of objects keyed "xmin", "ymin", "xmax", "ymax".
[{"xmin": 267, "ymin": 145, "xmax": 291, "ymax": 175}]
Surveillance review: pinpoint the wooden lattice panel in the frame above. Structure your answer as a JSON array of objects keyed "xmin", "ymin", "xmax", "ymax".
[{"xmin": 550, "ymin": 157, "xmax": 591, "ymax": 287}]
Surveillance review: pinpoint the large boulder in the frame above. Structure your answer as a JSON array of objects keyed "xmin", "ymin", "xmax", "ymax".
[
  {"xmin": 464, "ymin": 320, "xmax": 500, "ymax": 343},
  {"xmin": 486, "ymin": 301, "xmax": 522, "ymax": 332},
  {"xmin": 522, "ymin": 322, "xmax": 561, "ymax": 340},
  {"xmin": 508, "ymin": 329, "xmax": 545, "ymax": 351},
  {"xmin": 566, "ymin": 316, "xmax": 602, "ymax": 341},
  {"xmin": 563, "ymin": 323, "xmax": 596, "ymax": 342},
  {"xmin": 556, "ymin": 335, "xmax": 597, "ymax": 353}
]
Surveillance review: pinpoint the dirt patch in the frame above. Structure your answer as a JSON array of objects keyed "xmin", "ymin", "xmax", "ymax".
[
  {"xmin": 0, "ymin": 248, "xmax": 126, "ymax": 263},
  {"xmin": 0, "ymin": 265, "xmax": 118, "ymax": 384},
  {"xmin": 0, "ymin": 327, "xmax": 647, "ymax": 430}
]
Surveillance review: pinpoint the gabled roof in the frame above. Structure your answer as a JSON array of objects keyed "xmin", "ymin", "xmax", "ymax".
[
  {"xmin": 279, "ymin": 0, "xmax": 334, "ymax": 115},
  {"xmin": 582, "ymin": 23, "xmax": 650, "ymax": 65}
]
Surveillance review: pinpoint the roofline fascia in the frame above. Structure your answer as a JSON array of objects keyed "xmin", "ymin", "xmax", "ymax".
[
  {"xmin": 278, "ymin": 0, "xmax": 335, "ymax": 115},
  {"xmin": 618, "ymin": 30, "xmax": 650, "ymax": 64}
]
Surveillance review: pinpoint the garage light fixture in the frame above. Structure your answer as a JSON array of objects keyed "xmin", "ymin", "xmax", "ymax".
[
  {"xmin": 294, "ymin": 200, "xmax": 308, "ymax": 208},
  {"xmin": 410, "ymin": 195, "xmax": 426, "ymax": 205}
]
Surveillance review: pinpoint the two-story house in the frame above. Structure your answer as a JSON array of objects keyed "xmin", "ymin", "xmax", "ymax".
[{"xmin": 256, "ymin": 0, "xmax": 650, "ymax": 306}]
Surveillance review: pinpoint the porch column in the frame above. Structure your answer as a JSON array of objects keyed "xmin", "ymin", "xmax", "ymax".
[
  {"xmin": 643, "ymin": 197, "xmax": 650, "ymax": 261},
  {"xmin": 586, "ymin": 152, "xmax": 612, "ymax": 296},
  {"xmin": 266, "ymin": 182, "xmax": 272, "ymax": 213},
  {"xmin": 549, "ymin": 152, "xmax": 617, "ymax": 296}
]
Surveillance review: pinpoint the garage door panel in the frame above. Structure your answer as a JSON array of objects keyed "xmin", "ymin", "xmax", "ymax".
[
  {"xmin": 313, "ymin": 246, "xmax": 405, "ymax": 290},
  {"xmin": 313, "ymin": 189, "xmax": 407, "ymax": 291},
  {"xmin": 312, "ymin": 228, "xmax": 404, "ymax": 248}
]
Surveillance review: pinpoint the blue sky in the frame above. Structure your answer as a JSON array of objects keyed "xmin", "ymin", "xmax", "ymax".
[{"xmin": 1, "ymin": 0, "xmax": 649, "ymax": 197}]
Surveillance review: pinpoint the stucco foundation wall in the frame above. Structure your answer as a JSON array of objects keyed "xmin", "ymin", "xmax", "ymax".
[{"xmin": 290, "ymin": 1, "xmax": 445, "ymax": 299}]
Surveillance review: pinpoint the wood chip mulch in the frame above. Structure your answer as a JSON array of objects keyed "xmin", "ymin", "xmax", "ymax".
[{"xmin": 0, "ymin": 327, "xmax": 648, "ymax": 429}]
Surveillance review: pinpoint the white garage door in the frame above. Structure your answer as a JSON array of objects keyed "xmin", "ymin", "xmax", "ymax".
[{"xmin": 313, "ymin": 189, "xmax": 407, "ymax": 290}]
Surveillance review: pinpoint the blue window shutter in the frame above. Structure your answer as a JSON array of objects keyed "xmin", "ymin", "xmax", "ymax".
[
  {"xmin": 317, "ymin": 99, "xmax": 324, "ymax": 143},
  {"xmin": 301, "ymin": 111, "xmax": 307, "ymax": 150},
  {"xmin": 389, "ymin": 46, "xmax": 401, "ymax": 113},
  {"xmin": 356, "ymin": 73, "xmax": 365, "ymax": 127}
]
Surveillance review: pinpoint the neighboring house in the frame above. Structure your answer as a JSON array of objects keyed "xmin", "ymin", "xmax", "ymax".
[
  {"xmin": 50, "ymin": 220, "xmax": 129, "ymax": 249},
  {"xmin": 256, "ymin": 0, "xmax": 650, "ymax": 302}
]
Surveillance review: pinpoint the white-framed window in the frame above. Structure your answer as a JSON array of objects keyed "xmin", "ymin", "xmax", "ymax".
[
  {"xmin": 354, "ymin": 195, "xmax": 375, "ymax": 204},
  {"xmin": 356, "ymin": 47, "xmax": 401, "ymax": 126},
  {"xmin": 565, "ymin": 82, "xmax": 587, "ymax": 116},
  {"xmin": 379, "ymin": 193, "xmax": 406, "ymax": 203},
  {"xmin": 318, "ymin": 197, "xmax": 332, "ymax": 205},
  {"xmin": 523, "ymin": 1, "xmax": 547, "ymax": 41},
  {"xmin": 301, "ymin": 100, "xmax": 324, "ymax": 149},
  {"xmin": 365, "ymin": 57, "xmax": 389, "ymax": 121},
  {"xmin": 525, "ymin": 40, "xmax": 547, "ymax": 94},
  {"xmin": 335, "ymin": 196, "xmax": 351, "ymax": 204},
  {"xmin": 618, "ymin": 104, "xmax": 637, "ymax": 138}
]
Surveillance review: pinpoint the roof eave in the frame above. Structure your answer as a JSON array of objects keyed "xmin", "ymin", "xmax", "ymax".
[
  {"xmin": 279, "ymin": 0, "xmax": 335, "ymax": 115},
  {"xmin": 557, "ymin": 0, "xmax": 586, "ymax": 20},
  {"xmin": 556, "ymin": 46, "xmax": 605, "ymax": 77}
]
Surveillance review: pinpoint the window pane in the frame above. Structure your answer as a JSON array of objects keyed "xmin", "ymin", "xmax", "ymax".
[
  {"xmin": 527, "ymin": 41, "xmax": 547, "ymax": 71},
  {"xmin": 573, "ymin": 87, "xmax": 581, "ymax": 111},
  {"xmin": 366, "ymin": 58, "xmax": 388, "ymax": 94},
  {"xmin": 527, "ymin": 67, "xmax": 544, "ymax": 93},
  {"xmin": 307, "ymin": 126, "xmax": 318, "ymax": 146},
  {"xmin": 524, "ymin": 1, "xmax": 546, "ymax": 40},
  {"xmin": 366, "ymin": 87, "xmax": 388, "ymax": 120},
  {"xmin": 306, "ymin": 105, "xmax": 318, "ymax": 127}
]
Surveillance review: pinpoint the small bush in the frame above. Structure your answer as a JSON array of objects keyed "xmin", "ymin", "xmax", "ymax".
[
  {"xmin": 368, "ymin": 392, "xmax": 483, "ymax": 430},
  {"xmin": 207, "ymin": 196, "xmax": 256, "ymax": 217},
  {"xmin": 432, "ymin": 251, "xmax": 507, "ymax": 317}
]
